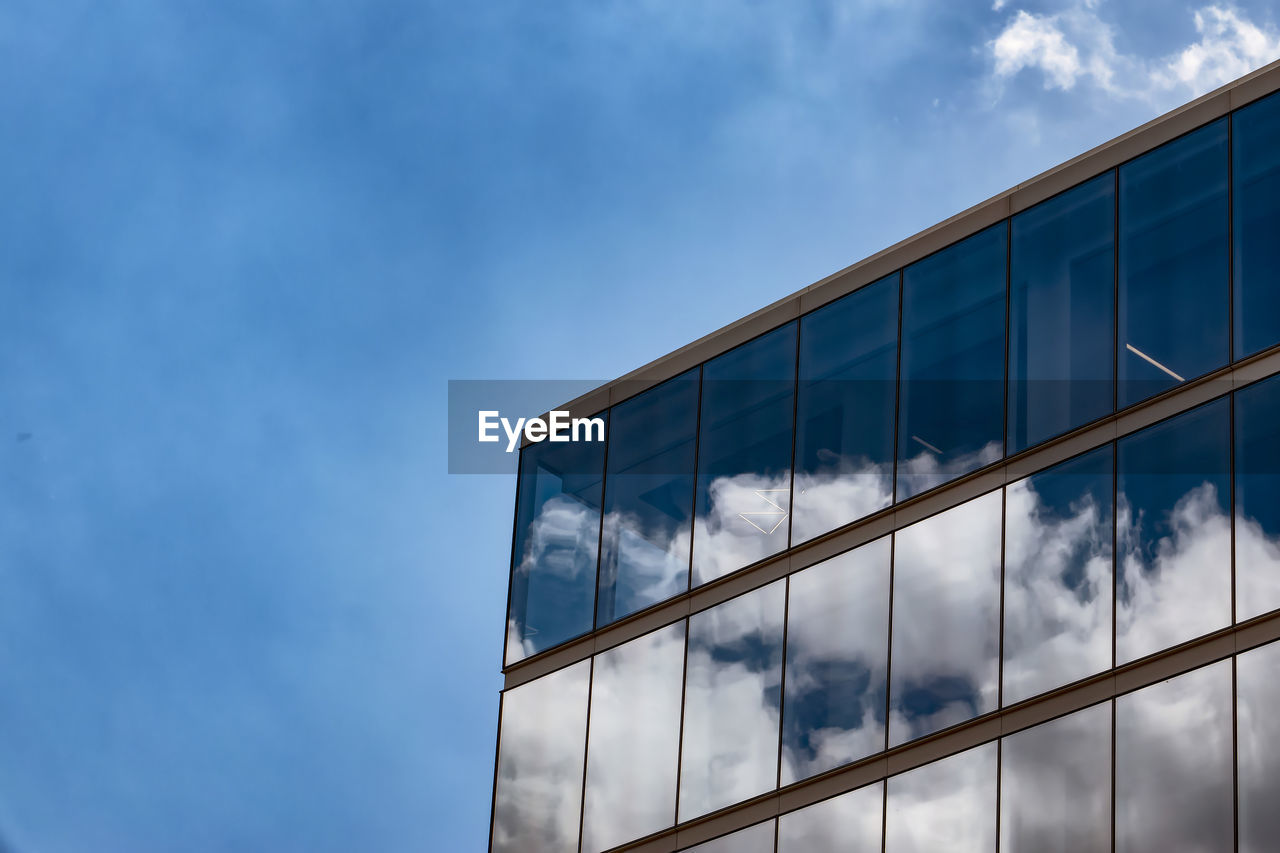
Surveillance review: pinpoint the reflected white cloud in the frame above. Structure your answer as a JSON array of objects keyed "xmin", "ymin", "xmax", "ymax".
[
  {"xmin": 582, "ymin": 624, "xmax": 685, "ymax": 853},
  {"xmin": 692, "ymin": 473, "xmax": 792, "ymax": 585},
  {"xmin": 1003, "ymin": 473, "xmax": 1111, "ymax": 704},
  {"xmin": 889, "ymin": 491, "xmax": 1001, "ymax": 746},
  {"xmin": 778, "ymin": 782, "xmax": 883, "ymax": 852},
  {"xmin": 1116, "ymin": 482, "xmax": 1231, "ymax": 663},
  {"xmin": 897, "ymin": 440, "xmax": 1002, "ymax": 499},
  {"xmin": 1116, "ymin": 660, "xmax": 1233, "ymax": 853},
  {"xmin": 781, "ymin": 538, "xmax": 889, "ymax": 784},
  {"xmin": 885, "ymin": 742, "xmax": 997, "ymax": 853},
  {"xmin": 1238, "ymin": 640, "xmax": 1280, "ymax": 853},
  {"xmin": 491, "ymin": 661, "xmax": 590, "ymax": 853},
  {"xmin": 600, "ymin": 506, "xmax": 690, "ymax": 618},
  {"xmin": 679, "ymin": 581, "xmax": 785, "ymax": 820},
  {"xmin": 1235, "ymin": 510, "xmax": 1280, "ymax": 621},
  {"xmin": 791, "ymin": 460, "xmax": 893, "ymax": 544},
  {"xmin": 1000, "ymin": 702, "xmax": 1110, "ymax": 853},
  {"xmin": 507, "ymin": 494, "xmax": 599, "ymax": 663}
]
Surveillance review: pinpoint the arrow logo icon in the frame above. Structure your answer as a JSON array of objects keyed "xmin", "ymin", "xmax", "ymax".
[{"xmin": 738, "ymin": 489, "xmax": 789, "ymax": 535}]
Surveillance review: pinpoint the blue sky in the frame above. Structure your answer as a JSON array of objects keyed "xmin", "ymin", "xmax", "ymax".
[{"xmin": 1, "ymin": 1, "xmax": 1277, "ymax": 850}]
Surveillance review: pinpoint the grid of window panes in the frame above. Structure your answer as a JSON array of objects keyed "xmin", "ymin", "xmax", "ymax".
[
  {"xmin": 504, "ymin": 91, "xmax": 1280, "ymax": 668},
  {"xmin": 493, "ymin": 371, "xmax": 1280, "ymax": 852}
]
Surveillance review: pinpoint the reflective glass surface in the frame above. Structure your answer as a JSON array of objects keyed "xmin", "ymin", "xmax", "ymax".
[
  {"xmin": 1003, "ymin": 446, "xmax": 1113, "ymax": 704},
  {"xmin": 507, "ymin": 426, "xmax": 607, "ymax": 664},
  {"xmin": 1118, "ymin": 119, "xmax": 1228, "ymax": 407},
  {"xmin": 1233, "ymin": 91, "xmax": 1280, "ymax": 359},
  {"xmin": 793, "ymin": 273, "xmax": 898, "ymax": 542},
  {"xmin": 692, "ymin": 324, "xmax": 797, "ymax": 585},
  {"xmin": 681, "ymin": 821, "xmax": 776, "ymax": 853},
  {"xmin": 889, "ymin": 491, "xmax": 1001, "ymax": 746},
  {"xmin": 1237, "ymin": 640, "xmax": 1280, "ymax": 853},
  {"xmin": 781, "ymin": 537, "xmax": 889, "ymax": 784},
  {"xmin": 884, "ymin": 742, "xmax": 997, "ymax": 853},
  {"xmin": 491, "ymin": 660, "xmax": 590, "ymax": 853},
  {"xmin": 679, "ymin": 580, "xmax": 786, "ymax": 820},
  {"xmin": 597, "ymin": 370, "xmax": 699, "ymax": 624},
  {"xmin": 777, "ymin": 782, "xmax": 884, "ymax": 853},
  {"xmin": 1235, "ymin": 374, "xmax": 1280, "ymax": 621},
  {"xmin": 1009, "ymin": 172, "xmax": 1115, "ymax": 452},
  {"xmin": 1115, "ymin": 660, "xmax": 1233, "ymax": 853},
  {"xmin": 897, "ymin": 224, "xmax": 1006, "ymax": 499},
  {"xmin": 582, "ymin": 623, "xmax": 685, "ymax": 853},
  {"xmin": 1000, "ymin": 702, "xmax": 1111, "ymax": 853},
  {"xmin": 1116, "ymin": 398, "xmax": 1231, "ymax": 663}
]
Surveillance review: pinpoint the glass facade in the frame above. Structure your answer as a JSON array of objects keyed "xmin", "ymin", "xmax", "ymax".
[{"xmin": 498, "ymin": 86, "xmax": 1280, "ymax": 853}]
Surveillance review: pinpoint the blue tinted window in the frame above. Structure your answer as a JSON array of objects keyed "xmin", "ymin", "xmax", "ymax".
[
  {"xmin": 506, "ymin": 424, "xmax": 606, "ymax": 664},
  {"xmin": 793, "ymin": 274, "xmax": 898, "ymax": 543},
  {"xmin": 898, "ymin": 224, "xmax": 1006, "ymax": 499},
  {"xmin": 597, "ymin": 370, "xmax": 699, "ymax": 624},
  {"xmin": 1003, "ymin": 445, "xmax": 1113, "ymax": 704},
  {"xmin": 692, "ymin": 323, "xmax": 797, "ymax": 586},
  {"xmin": 1009, "ymin": 173, "xmax": 1115, "ymax": 452},
  {"xmin": 1235, "ymin": 374, "xmax": 1280, "ymax": 621},
  {"xmin": 1118, "ymin": 119, "xmax": 1228, "ymax": 407},
  {"xmin": 1116, "ymin": 398, "xmax": 1230, "ymax": 663},
  {"xmin": 1233, "ymin": 92, "xmax": 1280, "ymax": 359}
]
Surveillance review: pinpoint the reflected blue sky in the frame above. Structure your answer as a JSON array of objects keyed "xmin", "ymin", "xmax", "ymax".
[{"xmin": 3, "ymin": 0, "xmax": 1278, "ymax": 849}]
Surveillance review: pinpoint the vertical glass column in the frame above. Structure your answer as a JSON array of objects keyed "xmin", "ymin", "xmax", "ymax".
[
  {"xmin": 1235, "ymin": 374, "xmax": 1280, "ymax": 621},
  {"xmin": 1118, "ymin": 119, "xmax": 1228, "ymax": 407},
  {"xmin": 1003, "ymin": 446, "xmax": 1113, "ymax": 705},
  {"xmin": 897, "ymin": 224, "xmax": 1007, "ymax": 499},
  {"xmin": 884, "ymin": 742, "xmax": 997, "ymax": 853},
  {"xmin": 999, "ymin": 703, "xmax": 1111, "ymax": 853},
  {"xmin": 1008, "ymin": 172, "xmax": 1115, "ymax": 453},
  {"xmin": 581, "ymin": 623, "xmax": 685, "ymax": 853},
  {"xmin": 781, "ymin": 537, "xmax": 890, "ymax": 784},
  {"xmin": 692, "ymin": 324, "xmax": 797, "ymax": 586},
  {"xmin": 777, "ymin": 783, "xmax": 884, "ymax": 852},
  {"xmin": 1114, "ymin": 661, "xmax": 1233, "ymax": 853},
  {"xmin": 678, "ymin": 580, "xmax": 786, "ymax": 820},
  {"xmin": 1232, "ymin": 90, "xmax": 1280, "ymax": 359},
  {"xmin": 597, "ymin": 369, "xmax": 699, "ymax": 625},
  {"xmin": 1238, "ymin": 639, "xmax": 1280, "ymax": 853},
  {"xmin": 506, "ymin": 423, "xmax": 607, "ymax": 664},
  {"xmin": 792, "ymin": 273, "xmax": 898, "ymax": 543},
  {"xmin": 889, "ymin": 491, "xmax": 1002, "ymax": 746},
  {"xmin": 491, "ymin": 661, "xmax": 591, "ymax": 853},
  {"xmin": 1116, "ymin": 398, "xmax": 1231, "ymax": 664}
]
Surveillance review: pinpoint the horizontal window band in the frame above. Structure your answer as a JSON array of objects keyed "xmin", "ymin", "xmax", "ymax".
[{"xmin": 503, "ymin": 345, "xmax": 1280, "ymax": 691}]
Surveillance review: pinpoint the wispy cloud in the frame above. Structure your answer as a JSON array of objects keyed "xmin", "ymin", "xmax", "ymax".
[{"xmin": 989, "ymin": 3, "xmax": 1280, "ymax": 100}]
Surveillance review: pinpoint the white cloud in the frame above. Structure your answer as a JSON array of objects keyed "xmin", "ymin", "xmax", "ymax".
[{"xmin": 989, "ymin": 3, "xmax": 1280, "ymax": 101}]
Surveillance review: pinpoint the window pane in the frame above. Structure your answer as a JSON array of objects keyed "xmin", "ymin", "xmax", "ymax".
[
  {"xmin": 889, "ymin": 491, "xmax": 1001, "ymax": 747},
  {"xmin": 507, "ymin": 426, "xmax": 606, "ymax": 664},
  {"xmin": 1238, "ymin": 640, "xmax": 1280, "ymax": 853},
  {"xmin": 1003, "ymin": 446, "xmax": 1113, "ymax": 704},
  {"xmin": 491, "ymin": 661, "xmax": 590, "ymax": 853},
  {"xmin": 1233, "ymin": 91, "xmax": 1280, "ymax": 359},
  {"xmin": 781, "ymin": 538, "xmax": 889, "ymax": 784},
  {"xmin": 1009, "ymin": 172, "xmax": 1115, "ymax": 452},
  {"xmin": 1116, "ymin": 398, "xmax": 1230, "ymax": 663},
  {"xmin": 1235, "ymin": 374, "xmax": 1280, "ymax": 621},
  {"xmin": 582, "ymin": 623, "xmax": 685, "ymax": 853},
  {"xmin": 597, "ymin": 370, "xmax": 698, "ymax": 624},
  {"xmin": 793, "ymin": 273, "xmax": 898, "ymax": 542},
  {"xmin": 778, "ymin": 783, "xmax": 883, "ymax": 853},
  {"xmin": 1000, "ymin": 702, "xmax": 1110, "ymax": 853},
  {"xmin": 1115, "ymin": 660, "xmax": 1233, "ymax": 853},
  {"xmin": 679, "ymin": 580, "xmax": 786, "ymax": 820},
  {"xmin": 884, "ymin": 742, "xmax": 997, "ymax": 853},
  {"xmin": 681, "ymin": 821, "xmax": 776, "ymax": 853},
  {"xmin": 897, "ymin": 224, "xmax": 1006, "ymax": 499},
  {"xmin": 1118, "ymin": 119, "xmax": 1228, "ymax": 407},
  {"xmin": 692, "ymin": 324, "xmax": 796, "ymax": 585}
]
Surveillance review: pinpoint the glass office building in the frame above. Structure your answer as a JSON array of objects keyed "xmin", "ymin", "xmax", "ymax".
[{"xmin": 492, "ymin": 63, "xmax": 1280, "ymax": 853}]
